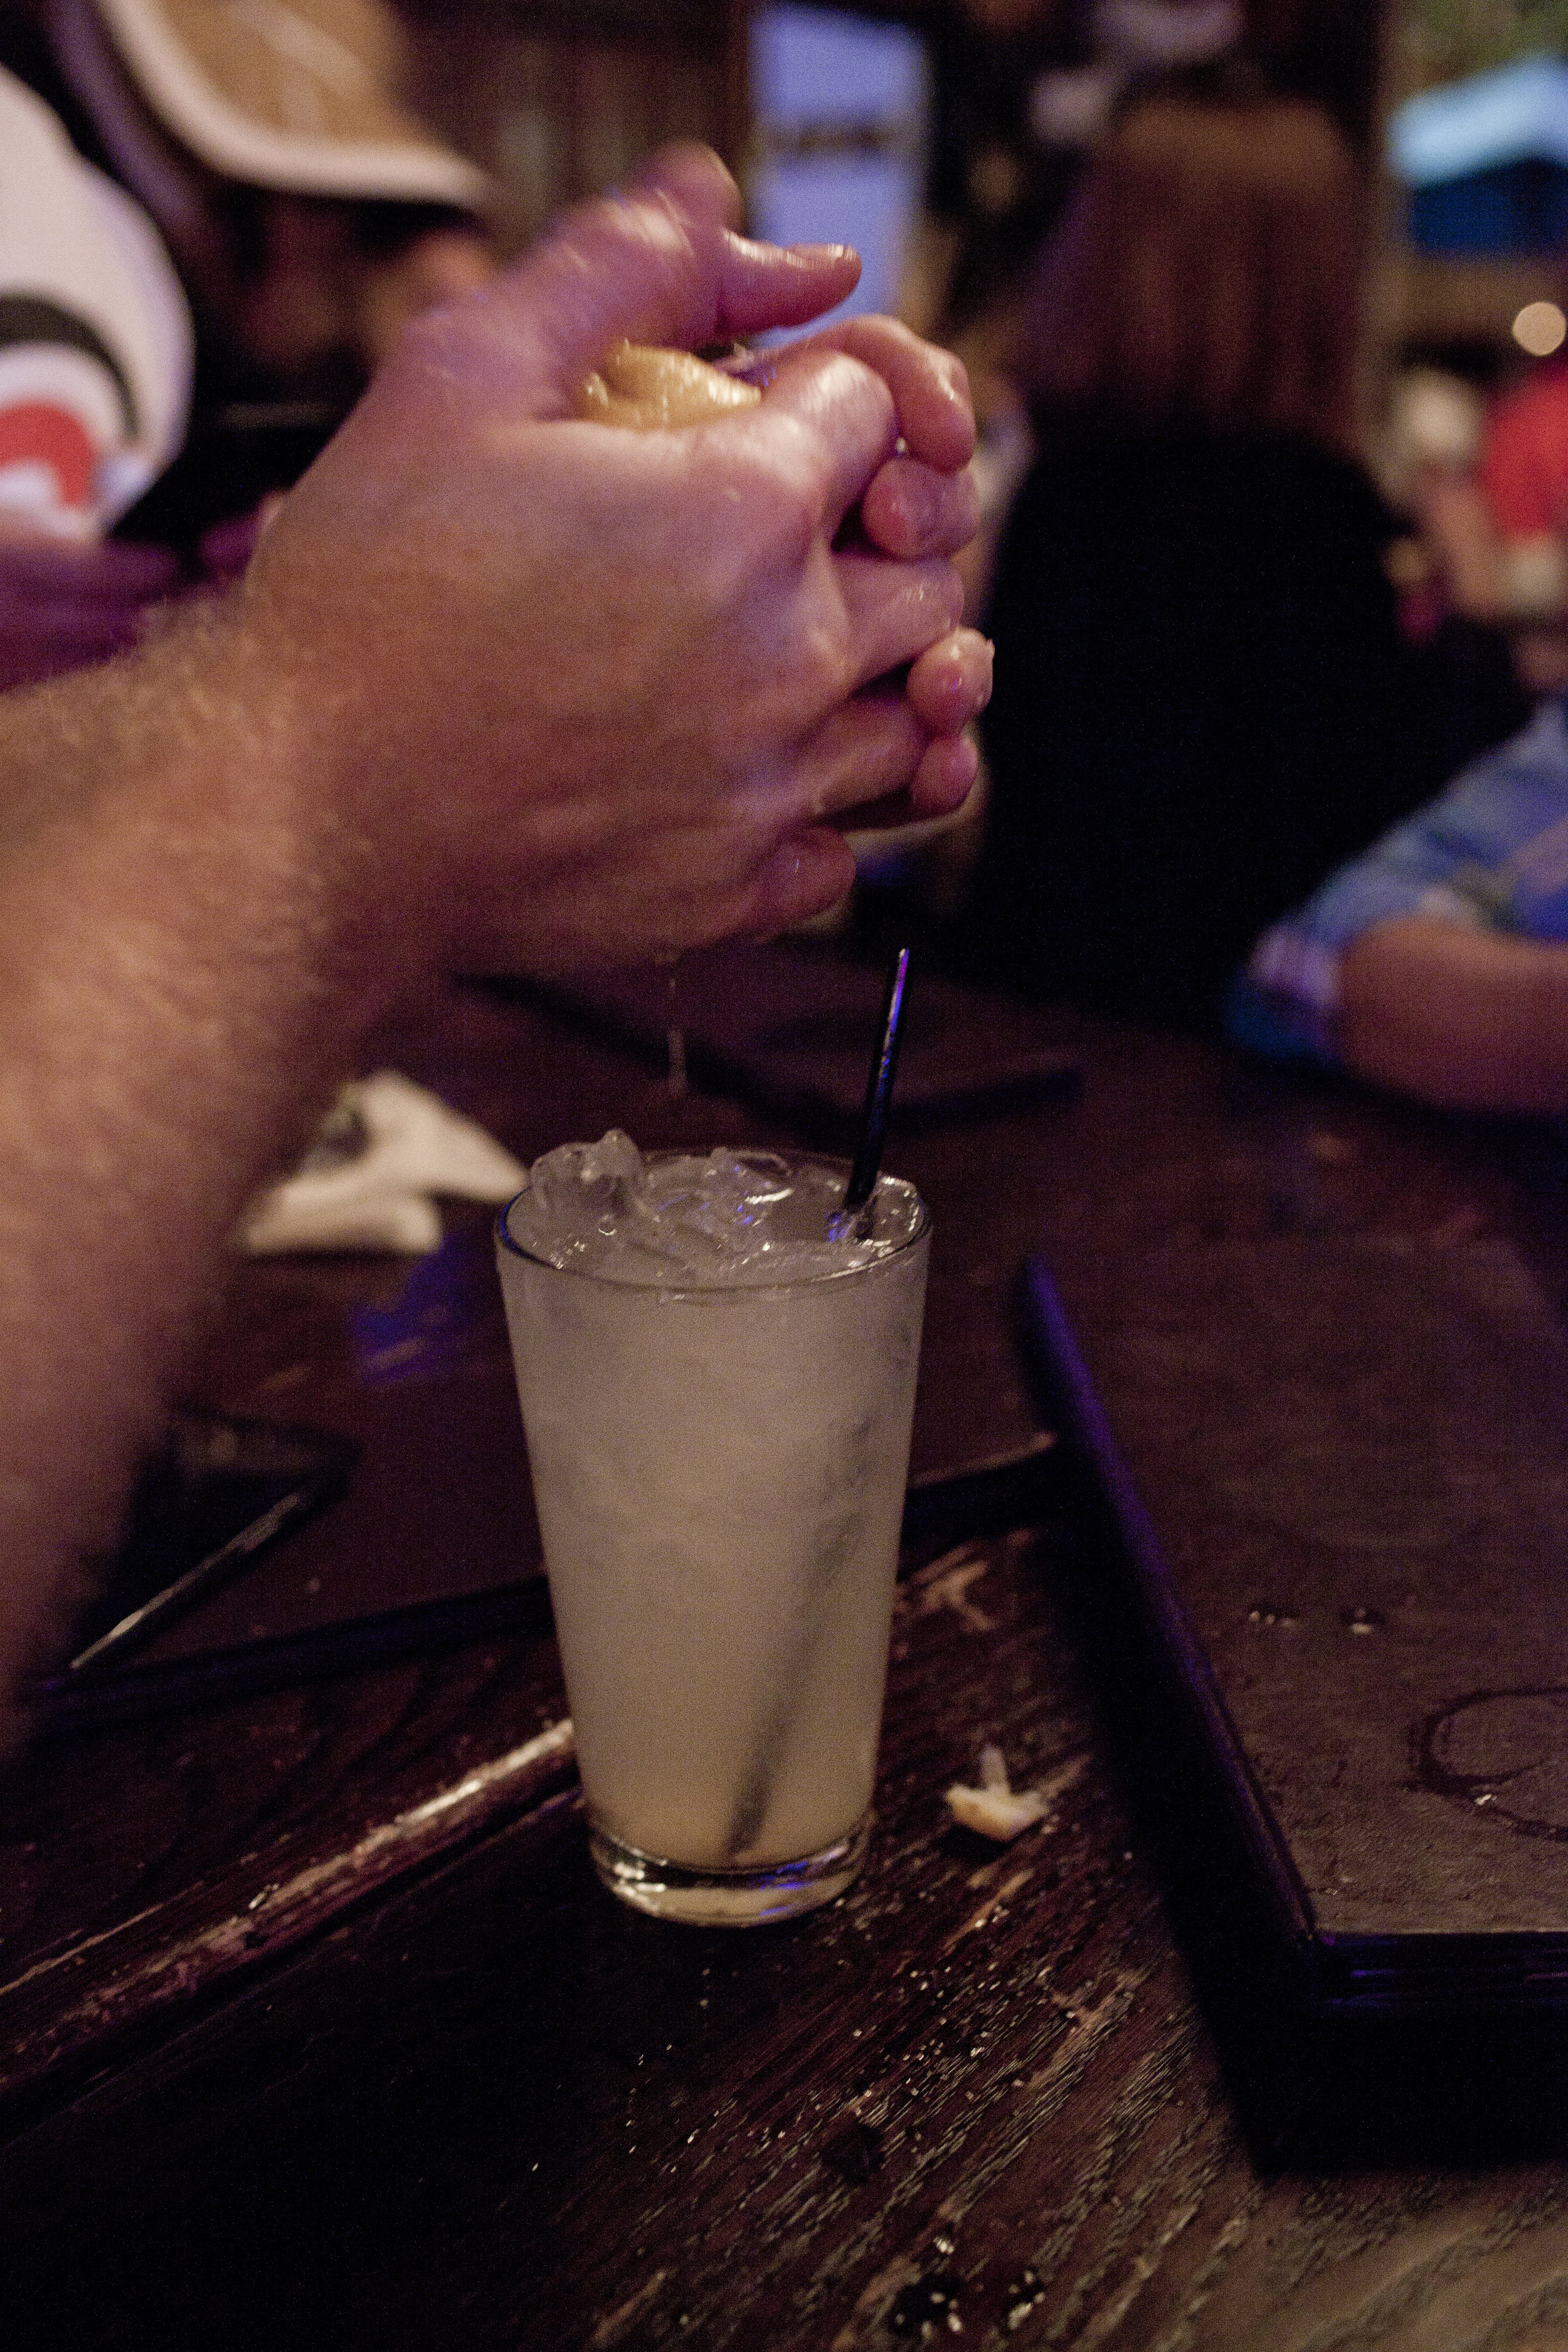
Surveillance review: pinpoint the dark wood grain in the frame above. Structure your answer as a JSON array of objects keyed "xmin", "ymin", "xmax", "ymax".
[{"xmin": 6, "ymin": 969, "xmax": 1568, "ymax": 2349}]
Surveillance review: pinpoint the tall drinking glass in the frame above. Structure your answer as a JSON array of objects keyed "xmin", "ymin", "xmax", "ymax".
[{"xmin": 497, "ymin": 1141, "xmax": 930, "ymax": 1926}]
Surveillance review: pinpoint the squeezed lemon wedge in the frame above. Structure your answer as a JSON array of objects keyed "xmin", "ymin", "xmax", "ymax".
[
  {"xmin": 945, "ymin": 1742, "xmax": 1066, "ymax": 1841},
  {"xmin": 575, "ymin": 339, "xmax": 761, "ymax": 430}
]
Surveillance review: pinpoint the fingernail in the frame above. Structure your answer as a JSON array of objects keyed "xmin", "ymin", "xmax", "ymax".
[{"xmin": 788, "ymin": 241, "xmax": 856, "ymax": 265}]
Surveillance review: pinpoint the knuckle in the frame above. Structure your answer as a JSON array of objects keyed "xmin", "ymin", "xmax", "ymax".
[{"xmin": 739, "ymin": 426, "xmax": 824, "ymax": 556}]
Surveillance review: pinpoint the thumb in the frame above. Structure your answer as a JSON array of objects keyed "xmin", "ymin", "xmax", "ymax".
[
  {"xmin": 446, "ymin": 162, "xmax": 861, "ymax": 421},
  {"xmin": 628, "ymin": 141, "xmax": 743, "ymax": 228}
]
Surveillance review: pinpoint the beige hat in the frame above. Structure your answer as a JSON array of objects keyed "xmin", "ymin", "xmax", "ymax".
[{"xmin": 90, "ymin": 0, "xmax": 490, "ymax": 210}]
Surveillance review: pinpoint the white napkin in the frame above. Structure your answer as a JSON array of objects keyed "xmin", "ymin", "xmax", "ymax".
[{"xmin": 238, "ymin": 1071, "xmax": 527, "ymax": 1256}]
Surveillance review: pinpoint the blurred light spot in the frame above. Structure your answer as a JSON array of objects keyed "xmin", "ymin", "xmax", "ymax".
[{"xmin": 1513, "ymin": 300, "xmax": 1567, "ymax": 356}]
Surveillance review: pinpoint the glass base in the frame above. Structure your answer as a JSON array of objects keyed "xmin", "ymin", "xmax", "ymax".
[{"xmin": 589, "ymin": 1813, "xmax": 870, "ymax": 1926}]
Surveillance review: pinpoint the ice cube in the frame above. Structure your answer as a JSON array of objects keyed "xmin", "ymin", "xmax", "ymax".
[
  {"xmin": 509, "ymin": 1134, "xmax": 921, "ymax": 1285},
  {"xmin": 526, "ymin": 1129, "xmax": 643, "ymax": 1237}
]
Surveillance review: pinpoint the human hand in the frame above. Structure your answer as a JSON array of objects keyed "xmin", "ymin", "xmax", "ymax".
[
  {"xmin": 240, "ymin": 146, "xmax": 991, "ymax": 985},
  {"xmin": 546, "ymin": 146, "xmax": 990, "ymax": 827},
  {"xmin": 361, "ymin": 225, "xmax": 495, "ymax": 373},
  {"xmin": 634, "ymin": 148, "xmax": 987, "ymax": 820},
  {"xmin": 0, "ymin": 532, "xmax": 180, "ymax": 692},
  {"xmin": 568, "ymin": 315, "xmax": 987, "ymax": 818}
]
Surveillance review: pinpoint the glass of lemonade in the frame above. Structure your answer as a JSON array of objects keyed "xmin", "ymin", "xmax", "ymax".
[{"xmin": 496, "ymin": 1131, "xmax": 930, "ymax": 1926}]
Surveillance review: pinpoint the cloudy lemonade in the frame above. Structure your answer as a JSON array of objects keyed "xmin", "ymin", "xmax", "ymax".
[{"xmin": 497, "ymin": 1135, "xmax": 929, "ymax": 1924}]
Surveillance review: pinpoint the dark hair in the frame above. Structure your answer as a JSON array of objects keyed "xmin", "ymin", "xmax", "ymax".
[{"xmin": 1017, "ymin": 85, "xmax": 1364, "ymax": 447}]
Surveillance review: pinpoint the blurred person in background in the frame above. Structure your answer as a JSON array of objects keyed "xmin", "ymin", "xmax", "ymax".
[
  {"xmin": 1478, "ymin": 322, "xmax": 1568, "ymax": 692},
  {"xmin": 919, "ymin": 0, "xmax": 1246, "ymax": 558},
  {"xmin": 1233, "ymin": 355, "xmax": 1568, "ymax": 1114},
  {"xmin": 1374, "ymin": 361, "xmax": 1528, "ymax": 774},
  {"xmin": 922, "ymin": 0, "xmax": 1242, "ymax": 374},
  {"xmin": 1409, "ymin": 312, "xmax": 1568, "ymax": 706},
  {"xmin": 850, "ymin": 0, "xmax": 1245, "ymax": 948},
  {"xmin": 0, "ymin": 0, "xmax": 492, "ymax": 689},
  {"xmin": 1230, "ymin": 694, "xmax": 1568, "ymax": 1116},
  {"xmin": 953, "ymin": 69, "xmax": 1445, "ymax": 1030}
]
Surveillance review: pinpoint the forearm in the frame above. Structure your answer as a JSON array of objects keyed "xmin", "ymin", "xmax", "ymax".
[
  {"xmin": 1338, "ymin": 918, "xmax": 1568, "ymax": 1115},
  {"xmin": 0, "ymin": 609, "xmax": 389, "ymax": 1703}
]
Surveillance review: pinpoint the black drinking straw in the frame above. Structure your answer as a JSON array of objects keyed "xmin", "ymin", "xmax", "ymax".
[
  {"xmin": 840, "ymin": 946, "xmax": 912, "ymax": 1227},
  {"xmin": 722, "ymin": 946, "xmax": 915, "ymax": 1860}
]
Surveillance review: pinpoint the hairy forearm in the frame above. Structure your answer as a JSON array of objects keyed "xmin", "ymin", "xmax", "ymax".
[
  {"xmin": 0, "ymin": 609, "xmax": 390, "ymax": 1704},
  {"xmin": 1338, "ymin": 918, "xmax": 1568, "ymax": 1115}
]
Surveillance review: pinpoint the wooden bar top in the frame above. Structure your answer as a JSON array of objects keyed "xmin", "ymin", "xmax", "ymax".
[{"xmin": 5, "ymin": 964, "xmax": 1568, "ymax": 2349}]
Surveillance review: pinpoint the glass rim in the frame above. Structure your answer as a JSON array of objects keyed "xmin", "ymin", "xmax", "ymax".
[{"xmin": 495, "ymin": 1148, "xmax": 930, "ymax": 1295}]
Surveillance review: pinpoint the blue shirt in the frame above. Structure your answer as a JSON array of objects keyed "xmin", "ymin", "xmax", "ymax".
[{"xmin": 1227, "ymin": 699, "xmax": 1568, "ymax": 1066}]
